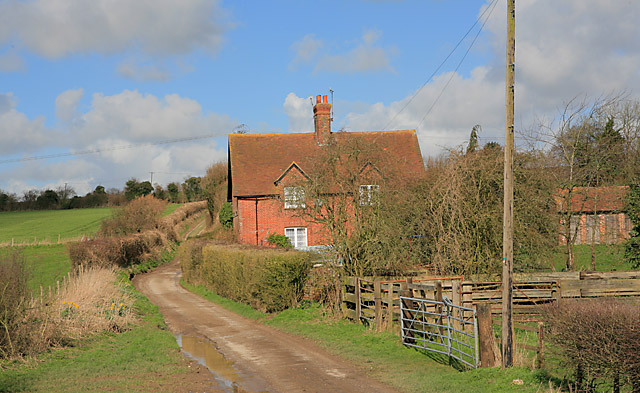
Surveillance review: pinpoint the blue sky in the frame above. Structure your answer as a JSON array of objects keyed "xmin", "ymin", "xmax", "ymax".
[{"xmin": 1, "ymin": 0, "xmax": 639, "ymax": 196}]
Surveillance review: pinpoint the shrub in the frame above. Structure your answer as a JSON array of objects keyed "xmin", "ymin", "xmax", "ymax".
[
  {"xmin": 218, "ymin": 201, "xmax": 233, "ymax": 229},
  {"xmin": 0, "ymin": 251, "xmax": 29, "ymax": 358},
  {"xmin": 68, "ymin": 230, "xmax": 169, "ymax": 270},
  {"xmin": 99, "ymin": 195, "xmax": 167, "ymax": 237},
  {"xmin": 180, "ymin": 242, "xmax": 313, "ymax": 312},
  {"xmin": 544, "ymin": 299, "xmax": 640, "ymax": 392},
  {"xmin": 266, "ymin": 233, "xmax": 293, "ymax": 249}
]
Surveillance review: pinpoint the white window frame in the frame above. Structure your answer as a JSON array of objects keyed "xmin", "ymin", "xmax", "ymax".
[
  {"xmin": 285, "ymin": 227, "xmax": 308, "ymax": 249},
  {"xmin": 284, "ymin": 186, "xmax": 305, "ymax": 209},
  {"xmin": 359, "ymin": 184, "xmax": 380, "ymax": 205}
]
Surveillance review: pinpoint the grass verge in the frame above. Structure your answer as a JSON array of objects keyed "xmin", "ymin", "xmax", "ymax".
[
  {"xmin": 181, "ymin": 282, "xmax": 551, "ymax": 393},
  {"xmin": 0, "ymin": 273, "xmax": 203, "ymax": 393}
]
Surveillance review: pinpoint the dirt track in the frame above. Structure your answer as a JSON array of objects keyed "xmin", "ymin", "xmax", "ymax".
[{"xmin": 134, "ymin": 259, "xmax": 400, "ymax": 393}]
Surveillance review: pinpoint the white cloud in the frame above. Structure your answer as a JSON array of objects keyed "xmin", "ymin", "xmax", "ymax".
[
  {"xmin": 117, "ymin": 61, "xmax": 171, "ymax": 82},
  {"xmin": 289, "ymin": 34, "xmax": 323, "ymax": 70},
  {"xmin": 0, "ymin": 51, "xmax": 24, "ymax": 72},
  {"xmin": 291, "ymin": 29, "xmax": 395, "ymax": 74},
  {"xmin": 55, "ymin": 89, "xmax": 84, "ymax": 123},
  {"xmin": 283, "ymin": 93, "xmax": 313, "ymax": 132},
  {"xmin": 0, "ymin": 90, "xmax": 236, "ymax": 195},
  {"xmin": 0, "ymin": 0, "xmax": 229, "ymax": 59},
  {"xmin": 0, "ymin": 93, "xmax": 53, "ymax": 155},
  {"xmin": 71, "ymin": 90, "xmax": 235, "ymax": 145}
]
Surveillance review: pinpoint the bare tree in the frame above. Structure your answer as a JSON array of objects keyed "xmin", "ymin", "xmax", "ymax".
[{"xmin": 521, "ymin": 94, "xmax": 623, "ymax": 271}]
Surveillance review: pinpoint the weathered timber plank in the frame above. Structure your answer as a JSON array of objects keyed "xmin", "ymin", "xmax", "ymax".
[
  {"xmin": 344, "ymin": 309, "xmax": 356, "ymax": 319},
  {"xmin": 561, "ymin": 278, "xmax": 640, "ymax": 292},
  {"xmin": 408, "ymin": 283, "xmax": 436, "ymax": 292},
  {"xmin": 343, "ymin": 292, "xmax": 357, "ymax": 303},
  {"xmin": 344, "ymin": 276, "xmax": 357, "ymax": 286},
  {"xmin": 579, "ymin": 271, "xmax": 640, "ymax": 280}
]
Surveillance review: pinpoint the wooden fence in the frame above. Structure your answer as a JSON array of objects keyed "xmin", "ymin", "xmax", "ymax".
[{"xmin": 342, "ymin": 276, "xmax": 562, "ymax": 328}]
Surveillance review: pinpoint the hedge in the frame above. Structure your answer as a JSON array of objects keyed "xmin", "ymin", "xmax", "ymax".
[{"xmin": 180, "ymin": 241, "xmax": 313, "ymax": 313}]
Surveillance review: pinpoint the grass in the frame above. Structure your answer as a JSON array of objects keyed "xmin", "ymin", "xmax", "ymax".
[
  {"xmin": 162, "ymin": 203, "xmax": 181, "ymax": 217},
  {"xmin": 0, "ymin": 244, "xmax": 71, "ymax": 292},
  {"xmin": 0, "ymin": 263, "xmax": 201, "ymax": 392},
  {"xmin": 182, "ymin": 282, "xmax": 551, "ymax": 393},
  {"xmin": 550, "ymin": 243, "xmax": 633, "ymax": 271},
  {"xmin": 0, "ymin": 208, "xmax": 114, "ymax": 245}
]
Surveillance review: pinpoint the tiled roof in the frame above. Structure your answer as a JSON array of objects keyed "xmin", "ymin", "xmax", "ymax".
[
  {"xmin": 229, "ymin": 130, "xmax": 424, "ymax": 197},
  {"xmin": 554, "ymin": 186, "xmax": 629, "ymax": 213}
]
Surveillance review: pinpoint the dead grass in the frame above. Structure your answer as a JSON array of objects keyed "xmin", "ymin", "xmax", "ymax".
[
  {"xmin": 1, "ymin": 266, "xmax": 135, "ymax": 362},
  {"xmin": 52, "ymin": 266, "xmax": 135, "ymax": 338}
]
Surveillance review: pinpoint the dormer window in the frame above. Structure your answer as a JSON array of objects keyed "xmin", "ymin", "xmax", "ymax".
[
  {"xmin": 359, "ymin": 184, "xmax": 380, "ymax": 205},
  {"xmin": 284, "ymin": 186, "xmax": 305, "ymax": 209}
]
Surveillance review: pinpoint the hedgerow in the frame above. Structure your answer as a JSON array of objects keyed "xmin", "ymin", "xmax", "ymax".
[
  {"xmin": 180, "ymin": 241, "xmax": 312, "ymax": 312},
  {"xmin": 544, "ymin": 298, "xmax": 640, "ymax": 392}
]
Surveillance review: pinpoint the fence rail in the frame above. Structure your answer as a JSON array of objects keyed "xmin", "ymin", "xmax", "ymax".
[{"xmin": 341, "ymin": 271, "xmax": 640, "ymax": 369}]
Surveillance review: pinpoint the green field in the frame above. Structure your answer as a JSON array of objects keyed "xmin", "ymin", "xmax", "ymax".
[
  {"xmin": 551, "ymin": 243, "xmax": 633, "ymax": 271},
  {"xmin": 22, "ymin": 245, "xmax": 72, "ymax": 291},
  {"xmin": 0, "ymin": 208, "xmax": 114, "ymax": 245}
]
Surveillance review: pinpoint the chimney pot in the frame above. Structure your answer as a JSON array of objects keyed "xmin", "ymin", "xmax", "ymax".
[
  {"xmin": 316, "ymin": 95, "xmax": 321, "ymax": 104},
  {"xmin": 323, "ymin": 95, "xmax": 328, "ymax": 103}
]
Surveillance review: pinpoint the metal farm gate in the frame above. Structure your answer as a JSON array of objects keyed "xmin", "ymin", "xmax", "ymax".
[{"xmin": 400, "ymin": 296, "xmax": 478, "ymax": 369}]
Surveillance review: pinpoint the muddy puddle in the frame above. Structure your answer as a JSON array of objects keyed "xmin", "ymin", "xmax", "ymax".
[{"xmin": 176, "ymin": 334, "xmax": 270, "ymax": 393}]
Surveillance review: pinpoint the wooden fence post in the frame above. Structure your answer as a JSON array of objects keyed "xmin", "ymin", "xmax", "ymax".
[
  {"xmin": 553, "ymin": 282, "xmax": 562, "ymax": 307},
  {"xmin": 462, "ymin": 281, "xmax": 473, "ymax": 331},
  {"xmin": 386, "ymin": 283, "xmax": 394, "ymax": 332},
  {"xmin": 400, "ymin": 278, "xmax": 413, "ymax": 341},
  {"xmin": 452, "ymin": 281, "xmax": 462, "ymax": 330},
  {"xmin": 536, "ymin": 322, "xmax": 545, "ymax": 369},
  {"xmin": 476, "ymin": 303, "xmax": 498, "ymax": 368},
  {"xmin": 435, "ymin": 281, "xmax": 444, "ymax": 338},
  {"xmin": 374, "ymin": 279, "xmax": 382, "ymax": 330},
  {"xmin": 355, "ymin": 277, "xmax": 361, "ymax": 322}
]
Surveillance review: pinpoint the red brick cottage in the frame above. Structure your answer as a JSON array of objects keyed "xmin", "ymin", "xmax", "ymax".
[{"xmin": 227, "ymin": 95, "xmax": 425, "ymax": 249}]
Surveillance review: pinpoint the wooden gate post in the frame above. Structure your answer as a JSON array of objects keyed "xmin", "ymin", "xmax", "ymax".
[
  {"xmin": 536, "ymin": 322, "xmax": 545, "ymax": 369},
  {"xmin": 374, "ymin": 279, "xmax": 382, "ymax": 330},
  {"xmin": 462, "ymin": 281, "xmax": 473, "ymax": 332},
  {"xmin": 355, "ymin": 277, "xmax": 361, "ymax": 322},
  {"xmin": 452, "ymin": 281, "xmax": 462, "ymax": 330},
  {"xmin": 434, "ymin": 281, "xmax": 444, "ymax": 337},
  {"xmin": 400, "ymin": 278, "xmax": 414, "ymax": 342},
  {"xmin": 476, "ymin": 303, "xmax": 498, "ymax": 368},
  {"xmin": 386, "ymin": 283, "xmax": 395, "ymax": 332}
]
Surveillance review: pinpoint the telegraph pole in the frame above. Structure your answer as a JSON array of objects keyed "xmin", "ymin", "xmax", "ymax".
[{"xmin": 502, "ymin": 0, "xmax": 516, "ymax": 368}]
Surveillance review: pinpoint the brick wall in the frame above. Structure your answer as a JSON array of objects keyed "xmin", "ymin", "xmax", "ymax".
[
  {"xmin": 559, "ymin": 212, "xmax": 632, "ymax": 245},
  {"xmin": 235, "ymin": 196, "xmax": 330, "ymax": 247}
]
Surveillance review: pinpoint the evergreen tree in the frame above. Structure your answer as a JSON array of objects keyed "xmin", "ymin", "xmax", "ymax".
[{"xmin": 624, "ymin": 185, "xmax": 640, "ymax": 268}]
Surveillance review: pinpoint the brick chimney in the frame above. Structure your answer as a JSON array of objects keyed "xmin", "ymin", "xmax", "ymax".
[{"xmin": 313, "ymin": 94, "xmax": 331, "ymax": 146}]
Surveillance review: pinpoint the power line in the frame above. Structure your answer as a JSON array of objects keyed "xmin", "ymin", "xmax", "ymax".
[
  {"xmin": 416, "ymin": 0, "xmax": 500, "ymax": 130},
  {"xmin": 0, "ymin": 134, "xmax": 218, "ymax": 165},
  {"xmin": 384, "ymin": 0, "xmax": 500, "ymax": 131}
]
